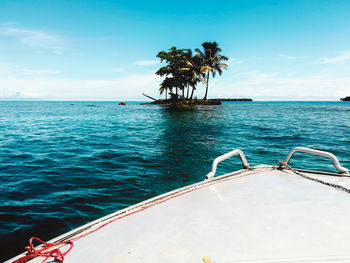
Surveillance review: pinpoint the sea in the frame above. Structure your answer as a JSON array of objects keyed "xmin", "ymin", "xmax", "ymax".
[{"xmin": 1, "ymin": 101, "xmax": 349, "ymax": 261}]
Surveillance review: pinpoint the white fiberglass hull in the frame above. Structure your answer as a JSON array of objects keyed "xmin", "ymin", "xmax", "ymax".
[{"xmin": 8, "ymin": 165, "xmax": 350, "ymax": 263}]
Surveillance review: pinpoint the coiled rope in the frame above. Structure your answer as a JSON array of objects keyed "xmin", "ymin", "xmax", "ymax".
[{"xmin": 12, "ymin": 237, "xmax": 73, "ymax": 263}]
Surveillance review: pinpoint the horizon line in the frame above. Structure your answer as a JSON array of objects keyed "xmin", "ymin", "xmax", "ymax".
[{"xmin": 0, "ymin": 99, "xmax": 345, "ymax": 102}]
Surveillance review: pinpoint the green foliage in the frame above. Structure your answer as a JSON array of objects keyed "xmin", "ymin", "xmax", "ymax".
[
  {"xmin": 195, "ymin": 42, "xmax": 229, "ymax": 99},
  {"xmin": 155, "ymin": 42, "xmax": 228, "ymax": 100}
]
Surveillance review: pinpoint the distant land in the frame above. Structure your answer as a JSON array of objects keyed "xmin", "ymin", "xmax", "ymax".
[
  {"xmin": 214, "ymin": 98, "xmax": 253, "ymax": 102},
  {"xmin": 340, "ymin": 96, "xmax": 350, "ymax": 101}
]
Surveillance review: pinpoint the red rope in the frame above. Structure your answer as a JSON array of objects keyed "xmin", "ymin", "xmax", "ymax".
[{"xmin": 13, "ymin": 237, "xmax": 73, "ymax": 263}]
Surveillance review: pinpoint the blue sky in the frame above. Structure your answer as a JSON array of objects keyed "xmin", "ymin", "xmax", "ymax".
[{"xmin": 0, "ymin": 0, "xmax": 350, "ymax": 100}]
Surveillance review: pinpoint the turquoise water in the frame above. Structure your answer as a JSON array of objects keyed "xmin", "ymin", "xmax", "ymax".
[{"xmin": 1, "ymin": 101, "xmax": 349, "ymax": 261}]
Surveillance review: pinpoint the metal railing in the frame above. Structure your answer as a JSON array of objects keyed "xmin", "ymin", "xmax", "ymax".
[
  {"xmin": 206, "ymin": 149, "xmax": 250, "ymax": 180},
  {"xmin": 282, "ymin": 147, "xmax": 349, "ymax": 175}
]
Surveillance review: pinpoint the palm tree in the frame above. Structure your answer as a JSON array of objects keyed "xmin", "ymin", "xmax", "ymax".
[
  {"xmin": 195, "ymin": 42, "xmax": 229, "ymax": 100},
  {"xmin": 181, "ymin": 49, "xmax": 206, "ymax": 100},
  {"xmin": 156, "ymin": 47, "xmax": 187, "ymax": 99},
  {"xmin": 159, "ymin": 77, "xmax": 174, "ymax": 100}
]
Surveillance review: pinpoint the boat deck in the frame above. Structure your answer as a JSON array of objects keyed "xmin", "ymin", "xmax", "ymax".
[{"xmin": 12, "ymin": 166, "xmax": 350, "ymax": 263}]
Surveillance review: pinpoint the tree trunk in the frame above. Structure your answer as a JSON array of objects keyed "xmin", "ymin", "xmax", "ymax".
[
  {"xmin": 165, "ymin": 89, "xmax": 167, "ymax": 100},
  {"xmin": 142, "ymin": 93, "xmax": 159, "ymax": 102},
  {"xmin": 186, "ymin": 84, "xmax": 189, "ymax": 99},
  {"xmin": 203, "ymin": 73, "xmax": 210, "ymax": 100},
  {"xmin": 190, "ymin": 86, "xmax": 195, "ymax": 99},
  {"xmin": 182, "ymin": 88, "xmax": 184, "ymax": 98}
]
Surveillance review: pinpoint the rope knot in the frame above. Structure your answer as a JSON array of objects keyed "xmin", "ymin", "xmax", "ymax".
[
  {"xmin": 12, "ymin": 237, "xmax": 73, "ymax": 263},
  {"xmin": 278, "ymin": 161, "xmax": 290, "ymax": 170}
]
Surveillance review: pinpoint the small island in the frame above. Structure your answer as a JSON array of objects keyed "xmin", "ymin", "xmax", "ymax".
[
  {"xmin": 340, "ymin": 96, "xmax": 350, "ymax": 101},
  {"xmin": 142, "ymin": 42, "xmax": 235, "ymax": 109}
]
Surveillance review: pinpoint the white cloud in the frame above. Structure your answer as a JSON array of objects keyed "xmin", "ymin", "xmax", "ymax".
[
  {"xmin": 227, "ymin": 58, "xmax": 244, "ymax": 66},
  {"xmin": 1, "ymin": 27, "xmax": 65, "ymax": 50},
  {"xmin": 135, "ymin": 60, "xmax": 159, "ymax": 66},
  {"xmin": 321, "ymin": 51, "xmax": 350, "ymax": 64},
  {"xmin": 0, "ymin": 22, "xmax": 17, "ymax": 27},
  {"xmin": 1, "ymin": 64, "xmax": 349, "ymax": 101},
  {"xmin": 0, "ymin": 63, "xmax": 60, "ymax": 77},
  {"xmin": 21, "ymin": 69, "xmax": 60, "ymax": 76},
  {"xmin": 212, "ymin": 71, "xmax": 350, "ymax": 99},
  {"xmin": 112, "ymin": 68, "xmax": 124, "ymax": 73},
  {"xmin": 235, "ymin": 72, "xmax": 278, "ymax": 79},
  {"xmin": 279, "ymin": 54, "xmax": 305, "ymax": 60},
  {"xmin": 0, "ymin": 73, "xmax": 162, "ymax": 100},
  {"xmin": 0, "ymin": 91, "xmax": 45, "ymax": 99},
  {"xmin": 0, "ymin": 62, "xmax": 13, "ymax": 76}
]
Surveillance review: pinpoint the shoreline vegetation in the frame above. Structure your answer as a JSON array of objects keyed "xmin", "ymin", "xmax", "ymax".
[
  {"xmin": 340, "ymin": 96, "xmax": 350, "ymax": 101},
  {"xmin": 140, "ymin": 95, "xmax": 253, "ymax": 109},
  {"xmin": 142, "ymin": 41, "xmax": 238, "ymax": 109},
  {"xmin": 140, "ymin": 98, "xmax": 222, "ymax": 110}
]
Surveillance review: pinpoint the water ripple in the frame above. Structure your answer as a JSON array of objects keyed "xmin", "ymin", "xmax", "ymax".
[{"xmin": 0, "ymin": 101, "xmax": 349, "ymax": 261}]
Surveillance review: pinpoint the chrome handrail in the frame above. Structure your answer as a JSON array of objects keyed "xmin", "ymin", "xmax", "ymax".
[
  {"xmin": 283, "ymin": 147, "xmax": 349, "ymax": 175},
  {"xmin": 206, "ymin": 149, "xmax": 250, "ymax": 180}
]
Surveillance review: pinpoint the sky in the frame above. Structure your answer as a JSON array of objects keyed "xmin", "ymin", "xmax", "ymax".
[{"xmin": 0, "ymin": 0, "xmax": 350, "ymax": 101}]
